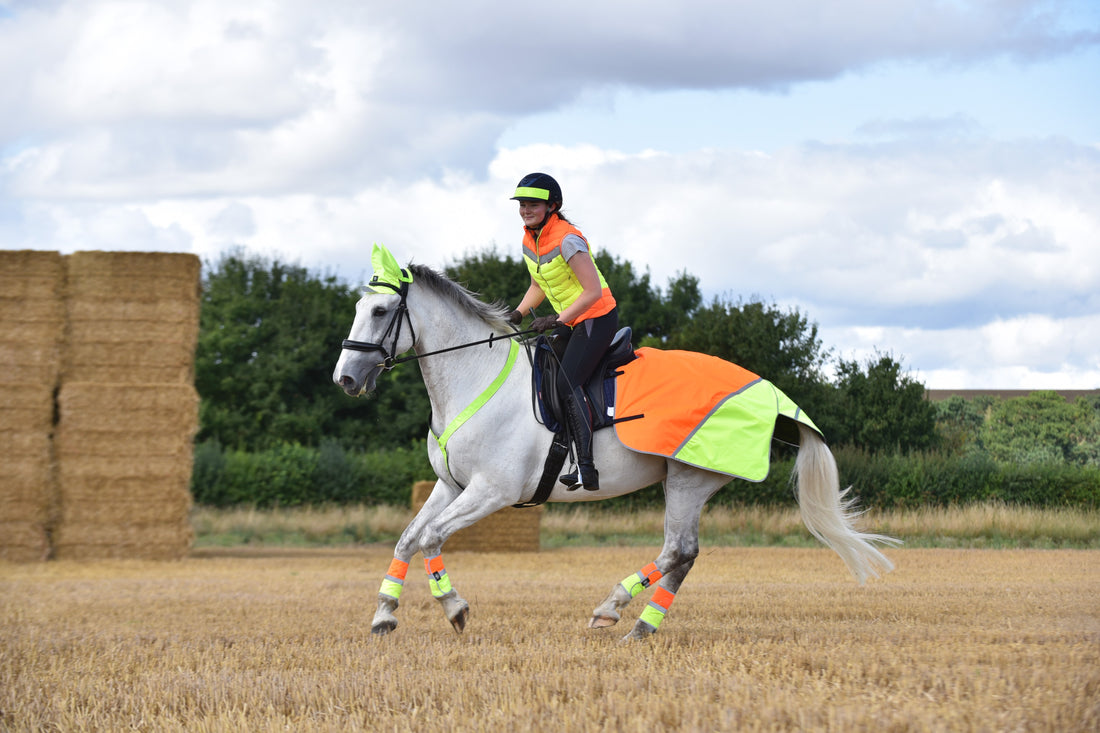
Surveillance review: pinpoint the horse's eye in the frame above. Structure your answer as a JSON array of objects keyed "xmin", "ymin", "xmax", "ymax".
[{"xmin": 372, "ymin": 305, "xmax": 388, "ymax": 317}]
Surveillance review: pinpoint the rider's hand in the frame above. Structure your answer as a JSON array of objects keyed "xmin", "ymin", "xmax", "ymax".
[
  {"xmin": 531, "ymin": 314, "xmax": 562, "ymax": 332},
  {"xmin": 507, "ymin": 309, "xmax": 523, "ymax": 325}
]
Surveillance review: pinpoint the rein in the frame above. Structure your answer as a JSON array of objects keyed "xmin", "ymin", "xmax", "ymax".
[{"xmin": 339, "ymin": 279, "xmax": 540, "ymax": 369}]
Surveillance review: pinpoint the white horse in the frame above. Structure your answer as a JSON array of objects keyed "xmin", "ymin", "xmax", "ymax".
[{"xmin": 334, "ymin": 253, "xmax": 898, "ymax": 641}]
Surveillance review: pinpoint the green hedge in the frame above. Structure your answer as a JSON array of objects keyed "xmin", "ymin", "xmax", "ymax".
[
  {"xmin": 191, "ymin": 440, "xmax": 1100, "ymax": 509},
  {"xmin": 191, "ymin": 439, "xmax": 434, "ymax": 508}
]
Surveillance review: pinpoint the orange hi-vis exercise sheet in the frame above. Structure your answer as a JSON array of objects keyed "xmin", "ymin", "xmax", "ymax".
[{"xmin": 613, "ymin": 348, "xmax": 821, "ymax": 482}]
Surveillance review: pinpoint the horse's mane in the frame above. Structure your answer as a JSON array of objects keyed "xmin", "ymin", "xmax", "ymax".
[{"xmin": 407, "ymin": 263, "xmax": 513, "ymax": 333}]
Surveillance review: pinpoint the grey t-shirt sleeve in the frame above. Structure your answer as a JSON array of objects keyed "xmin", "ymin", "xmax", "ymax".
[{"xmin": 561, "ymin": 233, "xmax": 590, "ymax": 262}]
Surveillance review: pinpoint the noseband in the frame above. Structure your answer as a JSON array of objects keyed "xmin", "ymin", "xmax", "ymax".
[{"xmin": 340, "ymin": 279, "xmax": 416, "ymax": 370}]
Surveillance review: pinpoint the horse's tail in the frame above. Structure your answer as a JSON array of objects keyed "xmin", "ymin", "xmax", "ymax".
[{"xmin": 793, "ymin": 424, "xmax": 901, "ymax": 584}]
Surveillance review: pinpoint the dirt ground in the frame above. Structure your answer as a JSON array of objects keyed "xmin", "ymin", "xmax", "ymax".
[{"xmin": 2, "ymin": 546, "xmax": 1098, "ymax": 731}]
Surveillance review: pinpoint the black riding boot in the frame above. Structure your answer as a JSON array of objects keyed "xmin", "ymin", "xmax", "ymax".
[{"xmin": 560, "ymin": 387, "xmax": 599, "ymax": 491}]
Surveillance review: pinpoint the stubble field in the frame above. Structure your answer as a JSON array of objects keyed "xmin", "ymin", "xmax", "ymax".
[{"xmin": 2, "ymin": 545, "xmax": 1098, "ymax": 732}]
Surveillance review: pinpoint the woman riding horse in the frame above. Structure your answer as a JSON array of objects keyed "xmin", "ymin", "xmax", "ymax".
[{"xmin": 506, "ymin": 172, "xmax": 617, "ymax": 491}]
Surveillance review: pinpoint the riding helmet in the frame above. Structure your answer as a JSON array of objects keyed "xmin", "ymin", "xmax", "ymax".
[{"xmin": 510, "ymin": 172, "xmax": 563, "ymax": 208}]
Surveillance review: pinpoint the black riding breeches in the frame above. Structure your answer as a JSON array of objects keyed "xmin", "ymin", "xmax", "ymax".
[{"xmin": 555, "ymin": 308, "xmax": 619, "ymax": 398}]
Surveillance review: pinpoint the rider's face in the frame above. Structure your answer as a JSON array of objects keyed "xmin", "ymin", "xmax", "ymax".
[{"xmin": 518, "ymin": 200, "xmax": 550, "ymax": 228}]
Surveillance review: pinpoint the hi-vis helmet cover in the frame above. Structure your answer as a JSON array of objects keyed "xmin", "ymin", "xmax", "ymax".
[
  {"xmin": 367, "ymin": 243, "xmax": 413, "ymax": 293},
  {"xmin": 510, "ymin": 172, "xmax": 563, "ymax": 206}
]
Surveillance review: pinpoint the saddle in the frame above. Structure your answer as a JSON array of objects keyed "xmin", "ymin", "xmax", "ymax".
[
  {"xmin": 513, "ymin": 327, "xmax": 639, "ymax": 509},
  {"xmin": 533, "ymin": 326, "xmax": 638, "ymax": 434}
]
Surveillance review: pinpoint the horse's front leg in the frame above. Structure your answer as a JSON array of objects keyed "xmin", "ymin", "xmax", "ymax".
[
  {"xmin": 372, "ymin": 480, "xmax": 460, "ymax": 636},
  {"xmin": 416, "ymin": 482, "xmax": 514, "ymax": 633}
]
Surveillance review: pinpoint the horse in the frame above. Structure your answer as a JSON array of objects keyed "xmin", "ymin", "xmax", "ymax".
[{"xmin": 333, "ymin": 249, "xmax": 899, "ymax": 641}]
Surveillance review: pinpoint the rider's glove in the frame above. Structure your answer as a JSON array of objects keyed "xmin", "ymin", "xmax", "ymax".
[
  {"xmin": 507, "ymin": 309, "xmax": 523, "ymax": 325},
  {"xmin": 531, "ymin": 314, "xmax": 562, "ymax": 332}
]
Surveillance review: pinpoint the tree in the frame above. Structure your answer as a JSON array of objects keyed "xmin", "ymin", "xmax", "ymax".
[
  {"xmin": 831, "ymin": 352, "xmax": 938, "ymax": 454},
  {"xmin": 980, "ymin": 392, "xmax": 1100, "ymax": 466},
  {"xmin": 934, "ymin": 395, "xmax": 995, "ymax": 455}
]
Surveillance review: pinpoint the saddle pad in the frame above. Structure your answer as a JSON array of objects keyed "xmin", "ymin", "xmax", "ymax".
[{"xmin": 613, "ymin": 348, "xmax": 821, "ymax": 482}]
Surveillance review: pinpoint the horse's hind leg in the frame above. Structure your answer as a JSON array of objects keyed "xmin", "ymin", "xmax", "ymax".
[{"xmin": 589, "ymin": 464, "xmax": 725, "ymax": 640}]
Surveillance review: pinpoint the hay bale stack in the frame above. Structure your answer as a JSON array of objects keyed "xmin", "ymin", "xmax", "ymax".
[
  {"xmin": 0, "ymin": 251, "xmax": 64, "ymax": 562},
  {"xmin": 63, "ymin": 252, "xmax": 201, "ymax": 384},
  {"xmin": 51, "ymin": 252, "xmax": 202, "ymax": 560},
  {"xmin": 0, "ymin": 385, "xmax": 55, "ymax": 562},
  {"xmin": 411, "ymin": 480, "xmax": 541, "ymax": 552},
  {"xmin": 52, "ymin": 383, "xmax": 198, "ymax": 560}
]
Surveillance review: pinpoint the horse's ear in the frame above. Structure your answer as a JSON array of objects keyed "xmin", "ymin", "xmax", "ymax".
[{"xmin": 369, "ymin": 243, "xmax": 413, "ymax": 291}]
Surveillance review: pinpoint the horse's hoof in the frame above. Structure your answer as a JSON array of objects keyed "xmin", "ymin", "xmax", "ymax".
[
  {"xmin": 371, "ymin": 619, "xmax": 397, "ymax": 636},
  {"xmin": 449, "ymin": 605, "xmax": 469, "ymax": 633},
  {"xmin": 588, "ymin": 614, "xmax": 618, "ymax": 629}
]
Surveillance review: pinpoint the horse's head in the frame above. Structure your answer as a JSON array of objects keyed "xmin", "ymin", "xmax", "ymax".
[
  {"xmin": 333, "ymin": 285, "xmax": 417, "ymax": 396},
  {"xmin": 333, "ymin": 244, "xmax": 417, "ymax": 396}
]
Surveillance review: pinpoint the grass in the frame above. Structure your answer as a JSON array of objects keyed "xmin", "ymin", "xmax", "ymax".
[
  {"xmin": 191, "ymin": 501, "xmax": 1100, "ymax": 550},
  {"xmin": 3, "ymin": 546, "xmax": 1098, "ymax": 731}
]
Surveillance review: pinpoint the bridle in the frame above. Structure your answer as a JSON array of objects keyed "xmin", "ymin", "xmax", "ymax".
[
  {"xmin": 340, "ymin": 276, "xmax": 539, "ymax": 370},
  {"xmin": 339, "ymin": 278, "xmax": 416, "ymax": 370}
]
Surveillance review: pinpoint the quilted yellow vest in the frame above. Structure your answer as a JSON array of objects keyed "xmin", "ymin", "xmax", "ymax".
[{"xmin": 522, "ymin": 214, "xmax": 616, "ymax": 326}]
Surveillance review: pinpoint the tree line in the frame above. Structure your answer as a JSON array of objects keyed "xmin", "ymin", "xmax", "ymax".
[{"xmin": 194, "ymin": 248, "xmax": 1099, "ymax": 467}]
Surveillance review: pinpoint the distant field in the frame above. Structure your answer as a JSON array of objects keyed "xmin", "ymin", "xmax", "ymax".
[
  {"xmin": 190, "ymin": 502, "xmax": 1100, "ymax": 549},
  {"xmin": 2, "ymin": 546, "xmax": 1098, "ymax": 731}
]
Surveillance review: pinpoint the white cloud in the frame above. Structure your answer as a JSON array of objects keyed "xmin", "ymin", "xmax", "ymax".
[{"xmin": 1, "ymin": 0, "xmax": 1097, "ymax": 389}]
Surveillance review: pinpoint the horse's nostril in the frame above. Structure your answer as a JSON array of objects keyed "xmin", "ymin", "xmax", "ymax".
[{"xmin": 339, "ymin": 375, "xmax": 353, "ymax": 387}]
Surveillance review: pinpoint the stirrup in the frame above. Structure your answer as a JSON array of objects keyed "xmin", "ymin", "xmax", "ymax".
[{"xmin": 560, "ymin": 465, "xmax": 599, "ymax": 491}]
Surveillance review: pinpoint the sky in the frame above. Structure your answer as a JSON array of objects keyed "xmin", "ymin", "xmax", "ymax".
[{"xmin": 2, "ymin": 0, "xmax": 1098, "ymax": 389}]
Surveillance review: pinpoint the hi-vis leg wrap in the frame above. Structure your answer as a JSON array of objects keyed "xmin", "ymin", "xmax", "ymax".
[
  {"xmin": 379, "ymin": 558, "xmax": 409, "ymax": 601},
  {"xmin": 620, "ymin": 562, "xmax": 664, "ymax": 598},
  {"xmin": 424, "ymin": 555, "xmax": 453, "ymax": 598},
  {"xmin": 638, "ymin": 587, "xmax": 676, "ymax": 631}
]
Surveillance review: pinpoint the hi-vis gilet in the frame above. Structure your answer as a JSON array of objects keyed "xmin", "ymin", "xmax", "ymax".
[{"xmin": 523, "ymin": 213, "xmax": 615, "ymax": 326}]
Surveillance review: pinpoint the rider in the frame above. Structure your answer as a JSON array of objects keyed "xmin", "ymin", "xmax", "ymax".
[{"xmin": 506, "ymin": 172, "xmax": 618, "ymax": 491}]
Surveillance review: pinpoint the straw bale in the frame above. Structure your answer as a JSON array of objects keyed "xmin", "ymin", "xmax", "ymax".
[
  {"xmin": 1, "ymin": 465, "xmax": 52, "ymax": 501},
  {"xmin": 0, "ymin": 430, "xmax": 51, "ymax": 458},
  {"xmin": 67, "ymin": 277, "xmax": 200, "ymax": 301},
  {"xmin": 53, "ymin": 429, "xmax": 194, "ymax": 458},
  {"xmin": 0, "ymin": 342, "xmax": 63, "ymax": 385},
  {"xmin": 54, "ymin": 476, "xmax": 191, "ymax": 504},
  {"xmin": 66, "ymin": 319, "xmax": 199, "ymax": 345},
  {"xmin": 0, "ymin": 276, "xmax": 62, "ymax": 300},
  {"xmin": 56, "ymin": 454, "xmax": 194, "ymax": 481},
  {"xmin": 67, "ymin": 298, "xmax": 199, "ymax": 324},
  {"xmin": 62, "ymin": 342, "xmax": 196, "ymax": 383},
  {"xmin": 59, "ymin": 496, "xmax": 191, "ymax": 525},
  {"xmin": 0, "ymin": 498, "xmax": 49, "ymax": 523},
  {"xmin": 411, "ymin": 480, "xmax": 541, "ymax": 552},
  {"xmin": 0, "ymin": 383, "xmax": 54, "ymax": 425},
  {"xmin": 66, "ymin": 365, "xmax": 195, "ymax": 384},
  {"xmin": 2, "ymin": 453, "xmax": 52, "ymax": 492},
  {"xmin": 56, "ymin": 383, "xmax": 199, "ymax": 431},
  {"xmin": 0, "ymin": 249, "xmax": 65, "ymax": 277},
  {"xmin": 0, "ymin": 521, "xmax": 50, "ymax": 562},
  {"xmin": 0, "ymin": 297, "xmax": 66, "ymax": 324},
  {"xmin": 65, "ymin": 251, "xmax": 201, "ymax": 281},
  {"xmin": 0, "ymin": 383, "xmax": 56, "ymax": 538},
  {"xmin": 52, "ymin": 522, "xmax": 192, "ymax": 560},
  {"xmin": 0, "ymin": 251, "xmax": 64, "ymax": 304},
  {"xmin": 0, "ymin": 252, "xmax": 66, "ymax": 386}
]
